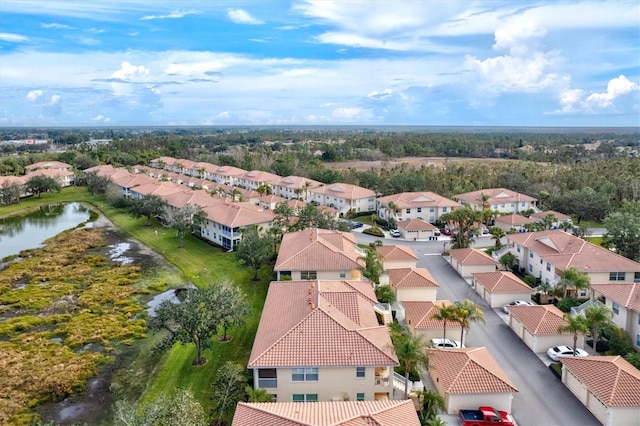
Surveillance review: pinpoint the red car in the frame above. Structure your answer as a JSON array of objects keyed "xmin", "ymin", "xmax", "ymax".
[{"xmin": 440, "ymin": 228, "xmax": 452, "ymax": 236}]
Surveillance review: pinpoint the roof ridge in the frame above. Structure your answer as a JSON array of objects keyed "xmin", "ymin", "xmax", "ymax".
[
  {"xmin": 239, "ymin": 403, "xmax": 311, "ymax": 426},
  {"xmin": 607, "ymin": 360, "xmax": 624, "ymax": 406},
  {"xmin": 467, "ymin": 351, "xmax": 518, "ymax": 392},
  {"xmin": 355, "ymin": 327, "xmax": 399, "ymax": 365}
]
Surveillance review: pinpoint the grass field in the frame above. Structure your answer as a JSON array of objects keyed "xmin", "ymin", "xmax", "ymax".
[{"xmin": 0, "ymin": 187, "xmax": 270, "ymax": 423}]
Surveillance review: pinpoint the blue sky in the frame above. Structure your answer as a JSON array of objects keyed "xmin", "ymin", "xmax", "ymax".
[{"xmin": 1, "ymin": 0, "xmax": 639, "ymax": 127}]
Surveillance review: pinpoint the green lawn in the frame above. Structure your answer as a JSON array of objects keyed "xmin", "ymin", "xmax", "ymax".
[{"xmin": 0, "ymin": 187, "xmax": 270, "ymax": 422}]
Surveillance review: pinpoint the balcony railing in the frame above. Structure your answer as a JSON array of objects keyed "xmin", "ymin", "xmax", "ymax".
[{"xmin": 257, "ymin": 379, "xmax": 277, "ymax": 388}]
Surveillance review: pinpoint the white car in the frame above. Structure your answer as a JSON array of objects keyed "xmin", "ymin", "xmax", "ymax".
[
  {"xmin": 389, "ymin": 229, "xmax": 401, "ymax": 237},
  {"xmin": 502, "ymin": 300, "xmax": 534, "ymax": 314},
  {"xmin": 430, "ymin": 338, "xmax": 464, "ymax": 349},
  {"xmin": 547, "ymin": 345, "xmax": 588, "ymax": 361}
]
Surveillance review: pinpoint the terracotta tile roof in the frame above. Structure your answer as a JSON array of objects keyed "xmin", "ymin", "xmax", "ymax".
[
  {"xmin": 277, "ymin": 175, "xmax": 322, "ymax": 190},
  {"xmin": 590, "ymin": 284, "xmax": 640, "ymax": 312},
  {"xmin": 130, "ymin": 181, "xmax": 182, "ymax": 197},
  {"xmin": 403, "ymin": 300, "xmax": 461, "ymax": 330},
  {"xmin": 241, "ymin": 170, "xmax": 281, "ymax": 184},
  {"xmin": 112, "ymin": 173, "xmax": 155, "ymax": 188},
  {"xmin": 163, "ymin": 189, "xmax": 223, "ymax": 209},
  {"xmin": 560, "ymin": 356, "xmax": 640, "ymax": 407},
  {"xmin": 507, "ymin": 230, "xmax": 640, "ymax": 272},
  {"xmin": 428, "ymin": 347, "xmax": 518, "ymax": 394},
  {"xmin": 508, "ymin": 304, "xmax": 568, "ymax": 335},
  {"xmin": 249, "ymin": 280, "xmax": 397, "ymax": 368},
  {"xmin": 275, "ymin": 229, "xmax": 364, "ymax": 272},
  {"xmin": 25, "ymin": 169, "xmax": 75, "ymax": 179},
  {"xmin": 233, "ymin": 400, "xmax": 420, "ymax": 426},
  {"xmin": 311, "ymin": 182, "xmax": 376, "ymax": 200},
  {"xmin": 212, "ymin": 165, "xmax": 247, "ymax": 177},
  {"xmin": 455, "ymin": 188, "xmax": 537, "ymax": 205},
  {"xmin": 472, "ymin": 271, "xmax": 533, "ymax": 294},
  {"xmin": 377, "ymin": 192, "xmax": 461, "ymax": 208},
  {"xmin": 387, "ymin": 268, "xmax": 439, "ymax": 289},
  {"xmin": 25, "ymin": 161, "xmax": 72, "ymax": 171},
  {"xmin": 259, "ymin": 194, "xmax": 286, "ymax": 204},
  {"xmin": 202, "ymin": 202, "xmax": 274, "ymax": 228},
  {"xmin": 495, "ymin": 214, "xmax": 533, "ymax": 226},
  {"xmin": 449, "ymin": 248, "xmax": 498, "ymax": 266},
  {"xmin": 288, "ymin": 199, "xmax": 308, "ymax": 209},
  {"xmin": 150, "ymin": 156, "xmax": 177, "ymax": 166},
  {"xmin": 530, "ymin": 210, "xmax": 571, "ymax": 221},
  {"xmin": 397, "ymin": 219, "xmax": 437, "ymax": 231},
  {"xmin": 0, "ymin": 175, "xmax": 28, "ymax": 186},
  {"xmin": 375, "ymin": 245, "xmax": 418, "ymax": 262}
]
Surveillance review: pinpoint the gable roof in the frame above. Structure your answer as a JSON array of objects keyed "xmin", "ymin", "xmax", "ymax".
[
  {"xmin": 311, "ymin": 182, "xmax": 376, "ymax": 200},
  {"xmin": 507, "ymin": 230, "xmax": 640, "ymax": 272},
  {"xmin": 449, "ymin": 248, "xmax": 498, "ymax": 266},
  {"xmin": 377, "ymin": 192, "xmax": 461, "ymax": 208},
  {"xmin": 397, "ymin": 219, "xmax": 437, "ymax": 231},
  {"xmin": 276, "ymin": 175, "xmax": 322, "ymax": 190},
  {"xmin": 530, "ymin": 210, "xmax": 571, "ymax": 221},
  {"xmin": 590, "ymin": 283, "xmax": 640, "ymax": 312},
  {"xmin": 375, "ymin": 245, "xmax": 418, "ymax": 262},
  {"xmin": 275, "ymin": 229, "xmax": 364, "ymax": 272},
  {"xmin": 249, "ymin": 280, "xmax": 397, "ymax": 368},
  {"xmin": 495, "ymin": 214, "xmax": 533, "ymax": 226},
  {"xmin": 25, "ymin": 161, "xmax": 72, "ymax": 171},
  {"xmin": 428, "ymin": 347, "xmax": 518, "ymax": 394},
  {"xmin": 560, "ymin": 356, "xmax": 640, "ymax": 407},
  {"xmin": 202, "ymin": 202, "xmax": 274, "ymax": 228},
  {"xmin": 387, "ymin": 268, "xmax": 439, "ymax": 289},
  {"xmin": 508, "ymin": 304, "xmax": 568, "ymax": 335},
  {"xmin": 233, "ymin": 400, "xmax": 420, "ymax": 426},
  {"xmin": 455, "ymin": 188, "xmax": 537, "ymax": 206},
  {"xmin": 472, "ymin": 271, "xmax": 533, "ymax": 294},
  {"xmin": 403, "ymin": 300, "xmax": 461, "ymax": 330},
  {"xmin": 241, "ymin": 170, "xmax": 281, "ymax": 184}
]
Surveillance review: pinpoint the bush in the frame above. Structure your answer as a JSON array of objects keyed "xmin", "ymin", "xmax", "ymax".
[
  {"xmin": 375, "ymin": 285, "xmax": 395, "ymax": 304},
  {"xmin": 549, "ymin": 362, "xmax": 562, "ymax": 379},
  {"xmin": 555, "ymin": 297, "xmax": 581, "ymax": 313},
  {"xmin": 363, "ymin": 227, "xmax": 385, "ymax": 237},
  {"xmin": 522, "ymin": 275, "xmax": 539, "ymax": 288}
]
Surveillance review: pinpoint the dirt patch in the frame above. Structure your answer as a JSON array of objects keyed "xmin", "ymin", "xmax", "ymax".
[{"xmin": 325, "ymin": 156, "xmax": 514, "ymax": 171}]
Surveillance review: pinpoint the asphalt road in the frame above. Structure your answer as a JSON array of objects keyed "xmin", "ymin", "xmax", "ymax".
[{"xmin": 354, "ymin": 232, "xmax": 600, "ymax": 426}]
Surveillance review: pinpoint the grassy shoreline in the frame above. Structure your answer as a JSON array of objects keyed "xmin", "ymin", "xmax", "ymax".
[{"xmin": 0, "ymin": 187, "xmax": 270, "ymax": 423}]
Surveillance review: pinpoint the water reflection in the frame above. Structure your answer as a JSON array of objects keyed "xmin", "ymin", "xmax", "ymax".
[{"xmin": 0, "ymin": 203, "xmax": 92, "ymax": 259}]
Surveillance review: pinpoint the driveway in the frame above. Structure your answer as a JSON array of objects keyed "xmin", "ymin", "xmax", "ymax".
[{"xmin": 354, "ymin": 233, "xmax": 600, "ymax": 426}]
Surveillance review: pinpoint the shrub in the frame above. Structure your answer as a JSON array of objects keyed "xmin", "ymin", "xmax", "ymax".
[
  {"xmin": 522, "ymin": 275, "xmax": 538, "ymax": 288},
  {"xmin": 555, "ymin": 297, "xmax": 581, "ymax": 313},
  {"xmin": 363, "ymin": 227, "xmax": 385, "ymax": 237},
  {"xmin": 549, "ymin": 362, "xmax": 562, "ymax": 379}
]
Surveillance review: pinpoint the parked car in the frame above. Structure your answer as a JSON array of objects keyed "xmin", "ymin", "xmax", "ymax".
[
  {"xmin": 459, "ymin": 407, "xmax": 514, "ymax": 426},
  {"xmin": 431, "ymin": 338, "xmax": 464, "ymax": 349},
  {"xmin": 547, "ymin": 345, "xmax": 588, "ymax": 361},
  {"xmin": 433, "ymin": 228, "xmax": 441, "ymax": 236},
  {"xmin": 349, "ymin": 221, "xmax": 363, "ymax": 229},
  {"xmin": 502, "ymin": 300, "xmax": 534, "ymax": 314},
  {"xmin": 389, "ymin": 229, "xmax": 401, "ymax": 237},
  {"xmin": 440, "ymin": 228, "xmax": 452, "ymax": 236}
]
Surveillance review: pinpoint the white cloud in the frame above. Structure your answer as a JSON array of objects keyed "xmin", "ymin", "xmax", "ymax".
[
  {"xmin": 555, "ymin": 75, "xmax": 639, "ymax": 113},
  {"xmin": 227, "ymin": 8, "xmax": 264, "ymax": 25},
  {"xmin": 368, "ymin": 89, "xmax": 393, "ymax": 100},
  {"xmin": 556, "ymin": 88, "xmax": 584, "ymax": 113},
  {"xmin": 331, "ymin": 107, "xmax": 366, "ymax": 121},
  {"xmin": 0, "ymin": 32, "xmax": 29, "ymax": 42},
  {"xmin": 111, "ymin": 61, "xmax": 150, "ymax": 80},
  {"xmin": 41, "ymin": 22, "xmax": 72, "ymax": 29},
  {"xmin": 493, "ymin": 17, "xmax": 547, "ymax": 56},
  {"xmin": 92, "ymin": 115, "xmax": 111, "ymax": 122},
  {"xmin": 49, "ymin": 94, "xmax": 61, "ymax": 105},
  {"xmin": 27, "ymin": 90, "xmax": 43, "ymax": 101},
  {"xmin": 140, "ymin": 9, "xmax": 199, "ymax": 21}
]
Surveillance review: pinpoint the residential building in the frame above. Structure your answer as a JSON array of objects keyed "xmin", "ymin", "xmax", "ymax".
[
  {"xmin": 449, "ymin": 248, "xmax": 499, "ymax": 280},
  {"xmin": 506, "ymin": 230, "xmax": 640, "ymax": 290},
  {"xmin": 375, "ymin": 245, "xmax": 418, "ymax": 270},
  {"xmin": 128, "ymin": 181, "xmax": 184, "ymax": 200},
  {"xmin": 530, "ymin": 210, "xmax": 572, "ymax": 229},
  {"xmin": 508, "ymin": 304, "xmax": 584, "ymax": 353},
  {"xmin": 403, "ymin": 300, "xmax": 461, "ymax": 341},
  {"xmin": 455, "ymin": 188, "xmax": 538, "ymax": 214},
  {"xmin": 26, "ymin": 168, "xmax": 76, "ymax": 187},
  {"xmin": 274, "ymin": 175, "xmax": 322, "ymax": 200},
  {"xmin": 237, "ymin": 170, "xmax": 281, "ymax": 191},
  {"xmin": 494, "ymin": 214, "xmax": 533, "ymax": 232},
  {"xmin": 376, "ymin": 191, "xmax": 461, "ymax": 223},
  {"xmin": 207, "ymin": 165, "xmax": 247, "ymax": 186},
  {"xmin": 472, "ymin": 271, "xmax": 533, "ymax": 309},
  {"xmin": 560, "ymin": 356, "xmax": 640, "ymax": 426},
  {"xmin": 427, "ymin": 347, "xmax": 518, "ymax": 414},
  {"xmin": 274, "ymin": 228, "xmax": 365, "ymax": 281},
  {"xmin": 25, "ymin": 161, "xmax": 72, "ymax": 173},
  {"xmin": 233, "ymin": 400, "xmax": 420, "ymax": 425},
  {"xmin": 382, "ymin": 268, "xmax": 439, "ymax": 302},
  {"xmin": 258, "ymin": 194, "xmax": 286, "ymax": 210},
  {"xmin": 200, "ymin": 202, "xmax": 274, "ymax": 250},
  {"xmin": 308, "ymin": 183, "xmax": 376, "ymax": 216},
  {"xmin": 248, "ymin": 280, "xmax": 398, "ymax": 402},
  {"xmin": 396, "ymin": 219, "xmax": 439, "ymax": 240},
  {"xmin": 590, "ymin": 283, "xmax": 640, "ymax": 350}
]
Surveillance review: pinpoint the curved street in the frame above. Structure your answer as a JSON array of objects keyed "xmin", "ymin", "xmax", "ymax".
[{"xmin": 354, "ymin": 232, "xmax": 600, "ymax": 426}]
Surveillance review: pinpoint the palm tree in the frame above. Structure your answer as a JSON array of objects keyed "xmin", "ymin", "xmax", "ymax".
[
  {"xmin": 390, "ymin": 326, "xmax": 429, "ymax": 399},
  {"xmin": 431, "ymin": 304, "xmax": 457, "ymax": 342},
  {"xmin": 558, "ymin": 313, "xmax": 589, "ymax": 357},
  {"xmin": 415, "ymin": 389, "xmax": 445, "ymax": 423},
  {"xmin": 425, "ymin": 417, "xmax": 446, "ymax": 426},
  {"xmin": 560, "ymin": 221, "xmax": 573, "ymax": 233},
  {"xmin": 541, "ymin": 213, "xmax": 557, "ymax": 230},
  {"xmin": 245, "ymin": 386, "xmax": 275, "ymax": 402},
  {"xmin": 480, "ymin": 192, "xmax": 491, "ymax": 211},
  {"xmin": 583, "ymin": 304, "xmax": 613, "ymax": 352},
  {"xmin": 499, "ymin": 252, "xmax": 518, "ymax": 272},
  {"xmin": 490, "ymin": 227, "xmax": 506, "ymax": 249},
  {"xmin": 559, "ymin": 267, "xmax": 590, "ymax": 298},
  {"xmin": 387, "ymin": 201, "xmax": 398, "ymax": 221},
  {"xmin": 453, "ymin": 300, "xmax": 485, "ymax": 346},
  {"xmin": 358, "ymin": 247, "xmax": 383, "ymax": 285}
]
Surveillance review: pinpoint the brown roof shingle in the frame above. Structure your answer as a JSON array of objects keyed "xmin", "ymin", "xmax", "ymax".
[
  {"xmin": 560, "ymin": 356, "xmax": 640, "ymax": 407},
  {"xmin": 449, "ymin": 248, "xmax": 498, "ymax": 266},
  {"xmin": 472, "ymin": 271, "xmax": 533, "ymax": 294},
  {"xmin": 508, "ymin": 304, "xmax": 568, "ymax": 335},
  {"xmin": 375, "ymin": 245, "xmax": 418, "ymax": 262},
  {"xmin": 403, "ymin": 301, "xmax": 461, "ymax": 331},
  {"xmin": 387, "ymin": 268, "xmax": 439, "ymax": 289},
  {"xmin": 590, "ymin": 283, "xmax": 640, "ymax": 312},
  {"xmin": 397, "ymin": 219, "xmax": 437, "ymax": 231},
  {"xmin": 377, "ymin": 192, "xmax": 461, "ymax": 209}
]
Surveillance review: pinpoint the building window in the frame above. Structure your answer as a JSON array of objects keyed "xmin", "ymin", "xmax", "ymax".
[
  {"xmin": 634, "ymin": 272, "xmax": 640, "ymax": 283},
  {"xmin": 417, "ymin": 208, "xmax": 422, "ymax": 213},
  {"xmin": 293, "ymin": 394, "xmax": 318, "ymax": 402},
  {"xmin": 339, "ymin": 271, "xmax": 346, "ymax": 278},
  {"xmin": 442, "ymin": 207, "xmax": 448, "ymax": 212},
  {"xmin": 356, "ymin": 393, "xmax": 365, "ymax": 401},
  {"xmin": 609, "ymin": 272, "xmax": 625, "ymax": 281},
  {"xmin": 257, "ymin": 369, "xmax": 277, "ymax": 388},
  {"xmin": 430, "ymin": 207, "xmax": 434, "ymax": 212},
  {"xmin": 529, "ymin": 252, "xmax": 534, "ymax": 259},
  {"xmin": 612, "ymin": 302, "xmax": 620, "ymax": 315},
  {"xmin": 546, "ymin": 262, "xmax": 551, "ymax": 272},
  {"xmin": 406, "ymin": 208, "xmax": 411, "ymax": 214},
  {"xmin": 517, "ymin": 246, "xmax": 521, "ymax": 253},
  {"xmin": 356, "ymin": 367, "xmax": 365, "ymax": 378},
  {"xmin": 301, "ymin": 271, "xmax": 317, "ymax": 280},
  {"xmin": 529, "ymin": 265, "xmax": 533, "ymax": 273},
  {"xmin": 292, "ymin": 367, "xmax": 318, "ymax": 382},
  {"xmin": 637, "ymin": 334, "xmax": 640, "ymax": 346}
]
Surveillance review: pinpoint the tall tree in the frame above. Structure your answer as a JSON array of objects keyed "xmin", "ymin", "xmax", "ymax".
[
  {"xmin": 541, "ymin": 213, "xmax": 557, "ymax": 230},
  {"xmin": 83, "ymin": 171, "xmax": 111, "ymax": 196},
  {"xmin": 113, "ymin": 388, "xmax": 208, "ymax": 426},
  {"xmin": 235, "ymin": 225, "xmax": 276, "ymax": 280},
  {"xmin": 558, "ymin": 314, "xmax": 589, "ymax": 357},
  {"xmin": 431, "ymin": 304, "xmax": 457, "ymax": 343},
  {"xmin": 415, "ymin": 389, "xmax": 445, "ymax": 424},
  {"xmin": 0, "ymin": 180, "xmax": 22, "ymax": 205},
  {"xmin": 162, "ymin": 204, "xmax": 206, "ymax": 248},
  {"xmin": 583, "ymin": 304, "xmax": 613, "ymax": 352},
  {"xmin": 499, "ymin": 252, "xmax": 518, "ymax": 272},
  {"xmin": 211, "ymin": 362, "xmax": 246, "ymax": 426},
  {"xmin": 558, "ymin": 267, "xmax": 590, "ymax": 299},
  {"xmin": 440, "ymin": 207, "xmax": 482, "ymax": 249},
  {"xmin": 603, "ymin": 201, "xmax": 640, "ymax": 262},
  {"xmin": 25, "ymin": 175, "xmax": 61, "ymax": 198},
  {"xmin": 218, "ymin": 280, "xmax": 250, "ymax": 341},
  {"xmin": 390, "ymin": 325, "xmax": 429, "ymax": 399},
  {"xmin": 359, "ymin": 246, "xmax": 384, "ymax": 284},
  {"xmin": 374, "ymin": 285, "xmax": 395, "ymax": 304},
  {"xmin": 453, "ymin": 300, "xmax": 485, "ymax": 346},
  {"xmin": 129, "ymin": 195, "xmax": 165, "ymax": 226},
  {"xmin": 150, "ymin": 282, "xmax": 249, "ymax": 365},
  {"xmin": 490, "ymin": 226, "xmax": 506, "ymax": 249}
]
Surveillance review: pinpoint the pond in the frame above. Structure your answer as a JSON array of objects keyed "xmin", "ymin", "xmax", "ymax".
[{"xmin": 0, "ymin": 202, "xmax": 92, "ymax": 260}]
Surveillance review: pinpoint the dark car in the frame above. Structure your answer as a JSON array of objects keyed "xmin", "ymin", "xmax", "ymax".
[
  {"xmin": 440, "ymin": 228, "xmax": 451, "ymax": 236},
  {"xmin": 351, "ymin": 221, "xmax": 363, "ymax": 229}
]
